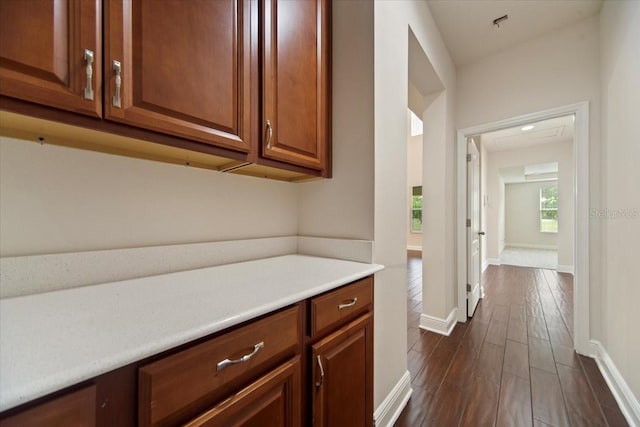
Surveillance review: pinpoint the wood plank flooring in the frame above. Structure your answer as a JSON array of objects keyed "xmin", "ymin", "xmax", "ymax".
[{"xmin": 396, "ymin": 254, "xmax": 628, "ymax": 427}]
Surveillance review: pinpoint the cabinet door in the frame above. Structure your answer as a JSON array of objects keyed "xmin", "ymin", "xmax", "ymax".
[
  {"xmin": 0, "ymin": 0, "xmax": 102, "ymax": 117},
  {"xmin": 311, "ymin": 313, "xmax": 373, "ymax": 427},
  {"xmin": 0, "ymin": 385, "xmax": 96, "ymax": 427},
  {"xmin": 184, "ymin": 357, "xmax": 301, "ymax": 427},
  {"xmin": 104, "ymin": 0, "xmax": 255, "ymax": 152},
  {"xmin": 262, "ymin": 0, "xmax": 330, "ymax": 171}
]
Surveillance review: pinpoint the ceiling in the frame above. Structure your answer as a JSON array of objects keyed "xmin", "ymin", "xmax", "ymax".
[
  {"xmin": 481, "ymin": 115, "xmax": 574, "ymax": 152},
  {"xmin": 426, "ymin": 0, "xmax": 602, "ymax": 66}
]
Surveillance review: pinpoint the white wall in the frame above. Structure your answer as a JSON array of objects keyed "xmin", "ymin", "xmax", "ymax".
[
  {"xmin": 0, "ymin": 138, "xmax": 298, "ymax": 257},
  {"xmin": 407, "ymin": 113, "xmax": 423, "ymax": 250},
  {"xmin": 505, "ymin": 181, "xmax": 558, "ymax": 249},
  {"xmin": 484, "ymin": 141, "xmax": 574, "ymax": 267},
  {"xmin": 600, "ymin": 0, "xmax": 640, "ymax": 404},
  {"xmin": 457, "ymin": 15, "xmax": 600, "ymax": 336}
]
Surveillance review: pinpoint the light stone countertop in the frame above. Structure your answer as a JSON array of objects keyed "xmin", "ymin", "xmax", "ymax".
[{"xmin": 0, "ymin": 254, "xmax": 383, "ymax": 412}]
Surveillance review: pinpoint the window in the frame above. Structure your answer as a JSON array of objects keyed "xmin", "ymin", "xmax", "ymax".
[
  {"xmin": 540, "ymin": 187, "xmax": 558, "ymax": 233},
  {"xmin": 411, "ymin": 186, "xmax": 422, "ymax": 233}
]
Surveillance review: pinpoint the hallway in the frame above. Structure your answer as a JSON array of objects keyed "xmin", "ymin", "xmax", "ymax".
[{"xmin": 396, "ymin": 253, "xmax": 628, "ymax": 426}]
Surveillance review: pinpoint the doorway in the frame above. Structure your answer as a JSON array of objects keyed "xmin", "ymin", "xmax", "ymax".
[
  {"xmin": 482, "ymin": 115, "xmax": 575, "ymax": 272},
  {"xmin": 456, "ymin": 102, "xmax": 591, "ymax": 355}
]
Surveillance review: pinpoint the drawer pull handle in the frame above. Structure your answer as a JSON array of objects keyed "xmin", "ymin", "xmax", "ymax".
[
  {"xmin": 338, "ymin": 297, "xmax": 358, "ymax": 310},
  {"xmin": 216, "ymin": 341, "xmax": 264, "ymax": 372},
  {"xmin": 315, "ymin": 355, "xmax": 325, "ymax": 389},
  {"xmin": 83, "ymin": 49, "xmax": 94, "ymax": 100}
]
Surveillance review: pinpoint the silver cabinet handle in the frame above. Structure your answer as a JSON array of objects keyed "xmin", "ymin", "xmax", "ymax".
[
  {"xmin": 338, "ymin": 297, "xmax": 358, "ymax": 310},
  {"xmin": 315, "ymin": 355, "xmax": 325, "ymax": 389},
  {"xmin": 112, "ymin": 60, "xmax": 122, "ymax": 108},
  {"xmin": 83, "ymin": 49, "xmax": 94, "ymax": 101},
  {"xmin": 216, "ymin": 341, "xmax": 264, "ymax": 372},
  {"xmin": 265, "ymin": 120, "xmax": 273, "ymax": 149}
]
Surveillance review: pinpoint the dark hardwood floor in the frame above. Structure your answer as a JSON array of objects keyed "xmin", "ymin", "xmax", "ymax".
[{"xmin": 396, "ymin": 253, "xmax": 628, "ymax": 427}]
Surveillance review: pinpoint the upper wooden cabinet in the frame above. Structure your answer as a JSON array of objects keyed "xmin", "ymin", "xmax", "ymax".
[
  {"xmin": 0, "ymin": 0, "xmax": 102, "ymax": 117},
  {"xmin": 104, "ymin": 0, "xmax": 255, "ymax": 153},
  {"xmin": 0, "ymin": 0, "xmax": 331, "ymax": 179},
  {"xmin": 262, "ymin": 0, "xmax": 330, "ymax": 172}
]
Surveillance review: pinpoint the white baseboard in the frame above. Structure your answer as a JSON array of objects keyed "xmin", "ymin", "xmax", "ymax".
[
  {"xmin": 407, "ymin": 245, "xmax": 422, "ymax": 251},
  {"xmin": 505, "ymin": 243, "xmax": 558, "ymax": 250},
  {"xmin": 556, "ymin": 264, "xmax": 574, "ymax": 275},
  {"xmin": 487, "ymin": 258, "xmax": 501, "ymax": 266},
  {"xmin": 419, "ymin": 307, "xmax": 458, "ymax": 336},
  {"xmin": 373, "ymin": 371, "xmax": 412, "ymax": 427},
  {"xmin": 589, "ymin": 340, "xmax": 640, "ymax": 426},
  {"xmin": 482, "ymin": 259, "xmax": 490, "ymax": 272}
]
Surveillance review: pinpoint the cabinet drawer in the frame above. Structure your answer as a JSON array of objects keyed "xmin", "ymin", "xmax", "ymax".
[
  {"xmin": 0, "ymin": 385, "xmax": 96, "ymax": 427},
  {"xmin": 139, "ymin": 306, "xmax": 300, "ymax": 427},
  {"xmin": 310, "ymin": 277, "xmax": 373, "ymax": 338}
]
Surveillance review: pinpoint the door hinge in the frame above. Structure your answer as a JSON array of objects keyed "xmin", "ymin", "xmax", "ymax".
[
  {"xmin": 466, "ymin": 283, "xmax": 471, "ymax": 292},
  {"xmin": 466, "ymin": 219, "xmax": 471, "ymax": 227},
  {"xmin": 467, "ymin": 154, "xmax": 472, "ymax": 162}
]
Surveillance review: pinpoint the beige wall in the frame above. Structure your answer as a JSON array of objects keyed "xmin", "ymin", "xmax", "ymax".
[
  {"xmin": 0, "ymin": 138, "xmax": 298, "ymax": 257},
  {"xmin": 505, "ymin": 181, "xmax": 559, "ymax": 249},
  {"xmin": 600, "ymin": 0, "xmax": 640, "ymax": 403},
  {"xmin": 457, "ymin": 15, "xmax": 600, "ymax": 336}
]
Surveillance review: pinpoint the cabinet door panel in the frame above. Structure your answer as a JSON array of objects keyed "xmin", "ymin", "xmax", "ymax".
[
  {"xmin": 0, "ymin": 0, "xmax": 102, "ymax": 117},
  {"xmin": 105, "ymin": 0, "xmax": 254, "ymax": 152},
  {"xmin": 312, "ymin": 313, "xmax": 373, "ymax": 427},
  {"xmin": 0, "ymin": 385, "xmax": 96, "ymax": 427},
  {"xmin": 263, "ymin": 0, "xmax": 329, "ymax": 170},
  {"xmin": 184, "ymin": 357, "xmax": 301, "ymax": 427}
]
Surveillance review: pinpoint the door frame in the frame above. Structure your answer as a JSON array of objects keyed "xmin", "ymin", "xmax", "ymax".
[
  {"xmin": 455, "ymin": 101, "xmax": 590, "ymax": 355},
  {"xmin": 466, "ymin": 137, "xmax": 481, "ymax": 317}
]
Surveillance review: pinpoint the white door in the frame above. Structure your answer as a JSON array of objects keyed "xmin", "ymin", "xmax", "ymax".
[{"xmin": 467, "ymin": 138, "xmax": 482, "ymax": 317}]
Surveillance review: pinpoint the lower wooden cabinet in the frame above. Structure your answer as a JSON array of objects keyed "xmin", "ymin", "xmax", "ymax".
[
  {"xmin": 0, "ymin": 385, "xmax": 96, "ymax": 427},
  {"xmin": 184, "ymin": 357, "xmax": 301, "ymax": 427},
  {"xmin": 0, "ymin": 276, "xmax": 374, "ymax": 427},
  {"xmin": 311, "ymin": 314, "xmax": 373, "ymax": 427},
  {"xmin": 138, "ymin": 306, "xmax": 300, "ymax": 427}
]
